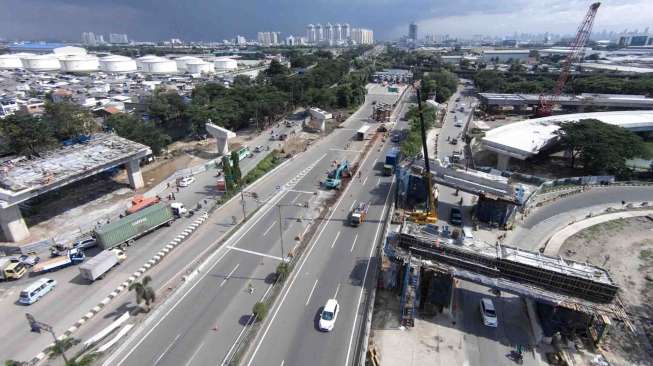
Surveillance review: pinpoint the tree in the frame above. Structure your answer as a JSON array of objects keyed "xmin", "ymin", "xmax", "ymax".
[
  {"xmin": 232, "ymin": 75, "xmax": 252, "ymax": 87},
  {"xmin": 5, "ymin": 360, "xmax": 26, "ymax": 366},
  {"xmin": 222, "ymin": 155, "xmax": 235, "ymax": 192},
  {"xmin": 231, "ymin": 150, "xmax": 242, "ymax": 185},
  {"xmin": 106, "ymin": 113, "xmax": 171, "ymax": 155},
  {"xmin": 554, "ymin": 119, "xmax": 651, "ymax": 175},
  {"xmin": 129, "ymin": 275, "xmax": 156, "ymax": 312},
  {"xmin": 265, "ymin": 60, "xmax": 289, "ymax": 77},
  {"xmin": 147, "ymin": 89, "xmax": 189, "ymax": 139},
  {"xmin": 0, "ymin": 113, "xmax": 57, "ymax": 156},
  {"xmin": 46, "ymin": 337, "xmax": 80, "ymax": 361},
  {"xmin": 252, "ymin": 301, "xmax": 268, "ymax": 322},
  {"xmin": 64, "ymin": 353, "xmax": 100, "ymax": 366},
  {"xmin": 276, "ymin": 262, "xmax": 290, "ymax": 282},
  {"xmin": 44, "ymin": 101, "xmax": 99, "ymax": 140}
]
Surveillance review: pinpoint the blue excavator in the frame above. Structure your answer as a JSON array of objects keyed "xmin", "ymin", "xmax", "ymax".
[{"xmin": 324, "ymin": 160, "xmax": 350, "ymax": 189}]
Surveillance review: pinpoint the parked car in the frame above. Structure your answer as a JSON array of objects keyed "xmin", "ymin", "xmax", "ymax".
[
  {"xmin": 454, "ymin": 122, "xmax": 463, "ymax": 128},
  {"xmin": 450, "ymin": 207, "xmax": 462, "ymax": 226},
  {"xmin": 318, "ymin": 299, "xmax": 340, "ymax": 332},
  {"xmin": 450, "ymin": 138, "xmax": 458, "ymax": 145},
  {"xmin": 11, "ymin": 255, "xmax": 40, "ymax": 267},
  {"xmin": 254, "ymin": 145, "xmax": 264, "ymax": 153},
  {"xmin": 73, "ymin": 237, "xmax": 97, "ymax": 250},
  {"xmin": 178, "ymin": 176, "xmax": 195, "ymax": 187},
  {"xmin": 480, "ymin": 298, "xmax": 498, "ymax": 327}
]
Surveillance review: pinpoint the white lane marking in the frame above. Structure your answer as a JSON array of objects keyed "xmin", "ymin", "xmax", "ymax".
[
  {"xmin": 349, "ymin": 200, "xmax": 357, "ymax": 211},
  {"xmin": 373, "ymin": 158, "xmax": 378, "ymax": 166},
  {"xmin": 376, "ymin": 178, "xmax": 381, "ymax": 186},
  {"xmin": 305, "ymin": 279, "xmax": 319, "ymax": 306},
  {"xmin": 345, "ymin": 177, "xmax": 395, "ymax": 366},
  {"xmin": 263, "ymin": 221, "xmax": 276, "ymax": 236},
  {"xmin": 350, "ymin": 234, "xmax": 359, "ymax": 253},
  {"xmin": 290, "ymin": 193, "xmax": 301, "ymax": 204},
  {"xmin": 330, "ymin": 231, "xmax": 341, "ymax": 249},
  {"xmin": 362, "ymin": 176, "xmax": 368, "ymax": 186},
  {"xmin": 334, "ymin": 283, "xmax": 341, "ymax": 299},
  {"xmin": 247, "ymin": 134, "xmax": 382, "ymax": 366},
  {"xmin": 184, "ymin": 341, "xmax": 204, "ymax": 366},
  {"xmin": 220, "ymin": 264, "xmax": 240, "ymax": 287},
  {"xmin": 153, "ymin": 333, "xmax": 181, "ymax": 366},
  {"xmin": 330, "ymin": 148, "xmax": 363, "ymax": 153},
  {"xmin": 280, "ymin": 361, "xmax": 285, "ymax": 366},
  {"xmin": 287, "ymin": 189, "xmax": 314, "ymax": 195},
  {"xmin": 227, "ymin": 246, "xmax": 284, "ymax": 261}
]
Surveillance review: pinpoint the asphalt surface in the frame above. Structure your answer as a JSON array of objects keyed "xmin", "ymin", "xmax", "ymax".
[
  {"xmin": 0, "ymin": 116, "xmax": 301, "ymax": 362},
  {"xmin": 102, "ymin": 84, "xmax": 406, "ymax": 366}
]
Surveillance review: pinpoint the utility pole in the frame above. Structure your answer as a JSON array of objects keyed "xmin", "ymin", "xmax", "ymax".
[{"xmin": 240, "ymin": 188, "xmax": 247, "ymax": 221}]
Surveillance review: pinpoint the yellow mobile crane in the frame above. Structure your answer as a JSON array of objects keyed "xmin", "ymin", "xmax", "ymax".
[{"xmin": 408, "ymin": 84, "xmax": 438, "ymax": 224}]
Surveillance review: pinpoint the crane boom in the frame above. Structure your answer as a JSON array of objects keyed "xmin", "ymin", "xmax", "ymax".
[{"xmin": 537, "ymin": 2, "xmax": 601, "ymax": 117}]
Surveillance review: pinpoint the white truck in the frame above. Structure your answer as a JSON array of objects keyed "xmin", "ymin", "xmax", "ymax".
[{"xmin": 78, "ymin": 249, "xmax": 126, "ymax": 282}]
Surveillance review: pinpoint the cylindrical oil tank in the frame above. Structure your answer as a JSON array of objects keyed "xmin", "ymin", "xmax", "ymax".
[
  {"xmin": 21, "ymin": 54, "xmax": 61, "ymax": 71},
  {"xmin": 99, "ymin": 55, "xmax": 137, "ymax": 73},
  {"xmin": 59, "ymin": 54, "xmax": 99, "ymax": 72},
  {"xmin": 174, "ymin": 56, "xmax": 202, "ymax": 71},
  {"xmin": 141, "ymin": 57, "xmax": 177, "ymax": 74},
  {"xmin": 0, "ymin": 53, "xmax": 28, "ymax": 69},
  {"xmin": 52, "ymin": 46, "xmax": 87, "ymax": 56},
  {"xmin": 186, "ymin": 60, "xmax": 214, "ymax": 74},
  {"xmin": 136, "ymin": 55, "xmax": 162, "ymax": 72},
  {"xmin": 214, "ymin": 57, "xmax": 238, "ymax": 71}
]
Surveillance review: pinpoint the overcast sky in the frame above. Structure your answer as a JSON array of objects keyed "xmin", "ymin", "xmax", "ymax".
[{"xmin": 1, "ymin": 0, "xmax": 651, "ymax": 42}]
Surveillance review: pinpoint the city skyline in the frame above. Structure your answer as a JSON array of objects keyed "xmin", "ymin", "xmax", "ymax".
[{"xmin": 1, "ymin": 0, "xmax": 651, "ymax": 42}]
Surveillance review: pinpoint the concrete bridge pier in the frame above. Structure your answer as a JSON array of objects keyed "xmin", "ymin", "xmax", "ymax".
[
  {"xmin": 0, "ymin": 205, "xmax": 29, "ymax": 242},
  {"xmin": 497, "ymin": 153, "xmax": 511, "ymax": 170},
  {"xmin": 125, "ymin": 159, "xmax": 145, "ymax": 190},
  {"xmin": 205, "ymin": 122, "xmax": 236, "ymax": 156}
]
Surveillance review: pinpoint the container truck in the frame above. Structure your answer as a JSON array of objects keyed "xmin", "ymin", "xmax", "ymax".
[
  {"xmin": 356, "ymin": 125, "xmax": 370, "ymax": 141},
  {"xmin": 126, "ymin": 195, "xmax": 161, "ymax": 215},
  {"xmin": 94, "ymin": 203, "xmax": 174, "ymax": 250},
  {"xmin": 79, "ymin": 249, "xmax": 126, "ymax": 282},
  {"xmin": 0, "ymin": 258, "xmax": 27, "ymax": 281},
  {"xmin": 349, "ymin": 202, "xmax": 369, "ymax": 227},
  {"xmin": 383, "ymin": 148, "xmax": 400, "ymax": 176},
  {"xmin": 32, "ymin": 248, "xmax": 85, "ymax": 274}
]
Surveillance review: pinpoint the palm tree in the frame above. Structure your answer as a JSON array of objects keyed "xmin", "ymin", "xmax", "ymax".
[
  {"xmin": 129, "ymin": 276, "xmax": 156, "ymax": 312},
  {"xmin": 46, "ymin": 337, "xmax": 80, "ymax": 362},
  {"xmin": 66, "ymin": 352, "xmax": 101, "ymax": 366},
  {"xmin": 5, "ymin": 360, "xmax": 27, "ymax": 366}
]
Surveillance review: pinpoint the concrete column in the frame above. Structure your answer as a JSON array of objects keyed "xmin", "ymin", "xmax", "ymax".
[
  {"xmin": 0, "ymin": 205, "xmax": 30, "ymax": 242},
  {"xmin": 205, "ymin": 123, "xmax": 236, "ymax": 157},
  {"xmin": 497, "ymin": 153, "xmax": 510, "ymax": 171},
  {"xmin": 125, "ymin": 159, "xmax": 144, "ymax": 189},
  {"xmin": 216, "ymin": 137, "xmax": 229, "ymax": 155}
]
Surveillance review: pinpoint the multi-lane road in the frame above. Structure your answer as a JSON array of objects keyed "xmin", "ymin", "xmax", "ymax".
[{"xmin": 102, "ymin": 84, "xmax": 408, "ymax": 366}]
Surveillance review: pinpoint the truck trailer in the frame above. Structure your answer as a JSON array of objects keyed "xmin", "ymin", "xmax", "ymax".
[
  {"xmin": 384, "ymin": 148, "xmax": 400, "ymax": 176},
  {"xmin": 32, "ymin": 248, "xmax": 85, "ymax": 274},
  {"xmin": 79, "ymin": 249, "xmax": 126, "ymax": 282},
  {"xmin": 349, "ymin": 202, "xmax": 369, "ymax": 227},
  {"xmin": 94, "ymin": 203, "xmax": 174, "ymax": 250}
]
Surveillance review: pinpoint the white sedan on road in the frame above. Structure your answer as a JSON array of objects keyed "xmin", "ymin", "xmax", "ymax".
[
  {"xmin": 178, "ymin": 176, "xmax": 196, "ymax": 187},
  {"xmin": 480, "ymin": 298, "xmax": 498, "ymax": 327},
  {"xmin": 319, "ymin": 299, "xmax": 340, "ymax": 332}
]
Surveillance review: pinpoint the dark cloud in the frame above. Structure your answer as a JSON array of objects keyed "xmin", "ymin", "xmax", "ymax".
[{"xmin": 0, "ymin": 0, "xmax": 647, "ymax": 42}]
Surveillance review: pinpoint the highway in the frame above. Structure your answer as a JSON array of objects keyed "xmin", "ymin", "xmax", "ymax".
[
  {"xmin": 0, "ymin": 119, "xmax": 303, "ymax": 362},
  {"xmin": 101, "ymin": 84, "xmax": 406, "ymax": 366}
]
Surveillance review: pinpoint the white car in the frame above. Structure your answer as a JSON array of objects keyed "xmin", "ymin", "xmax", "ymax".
[
  {"xmin": 480, "ymin": 298, "xmax": 498, "ymax": 327},
  {"xmin": 454, "ymin": 122, "xmax": 463, "ymax": 128},
  {"xmin": 319, "ymin": 299, "xmax": 340, "ymax": 332},
  {"xmin": 178, "ymin": 176, "xmax": 195, "ymax": 187}
]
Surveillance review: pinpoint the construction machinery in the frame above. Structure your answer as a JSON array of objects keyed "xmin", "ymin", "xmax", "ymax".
[
  {"xmin": 408, "ymin": 86, "xmax": 438, "ymax": 224},
  {"xmin": 324, "ymin": 160, "xmax": 350, "ymax": 189},
  {"xmin": 536, "ymin": 2, "xmax": 601, "ymax": 117},
  {"xmin": 349, "ymin": 201, "xmax": 369, "ymax": 227}
]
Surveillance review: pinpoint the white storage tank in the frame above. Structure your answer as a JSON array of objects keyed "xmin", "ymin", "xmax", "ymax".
[
  {"xmin": 53, "ymin": 46, "xmax": 87, "ymax": 56},
  {"xmin": 141, "ymin": 57, "xmax": 177, "ymax": 74},
  {"xmin": 21, "ymin": 54, "xmax": 61, "ymax": 71},
  {"xmin": 186, "ymin": 60, "xmax": 214, "ymax": 74},
  {"xmin": 59, "ymin": 54, "xmax": 99, "ymax": 72},
  {"xmin": 0, "ymin": 53, "xmax": 28, "ymax": 69},
  {"xmin": 214, "ymin": 57, "xmax": 238, "ymax": 71},
  {"xmin": 136, "ymin": 55, "xmax": 162, "ymax": 72},
  {"xmin": 99, "ymin": 55, "xmax": 137, "ymax": 73},
  {"xmin": 174, "ymin": 56, "xmax": 202, "ymax": 71}
]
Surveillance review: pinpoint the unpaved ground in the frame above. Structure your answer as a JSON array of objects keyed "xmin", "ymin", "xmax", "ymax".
[{"xmin": 560, "ymin": 216, "xmax": 653, "ymax": 366}]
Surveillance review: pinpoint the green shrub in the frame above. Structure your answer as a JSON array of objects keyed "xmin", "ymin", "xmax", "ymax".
[{"xmin": 252, "ymin": 301, "xmax": 268, "ymax": 321}]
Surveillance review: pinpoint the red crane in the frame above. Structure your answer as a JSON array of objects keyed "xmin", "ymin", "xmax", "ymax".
[{"xmin": 537, "ymin": 2, "xmax": 601, "ymax": 117}]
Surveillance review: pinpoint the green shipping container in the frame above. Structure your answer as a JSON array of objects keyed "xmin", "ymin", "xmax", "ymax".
[{"xmin": 95, "ymin": 203, "xmax": 174, "ymax": 249}]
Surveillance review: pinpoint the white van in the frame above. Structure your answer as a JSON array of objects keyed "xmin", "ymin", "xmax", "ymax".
[{"xmin": 19, "ymin": 278, "xmax": 57, "ymax": 305}]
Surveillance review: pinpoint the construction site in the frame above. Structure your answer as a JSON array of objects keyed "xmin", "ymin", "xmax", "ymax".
[{"xmin": 0, "ymin": 133, "xmax": 151, "ymax": 242}]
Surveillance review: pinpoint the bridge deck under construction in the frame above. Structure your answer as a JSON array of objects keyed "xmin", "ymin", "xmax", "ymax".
[{"xmin": 396, "ymin": 222, "xmax": 618, "ymax": 304}]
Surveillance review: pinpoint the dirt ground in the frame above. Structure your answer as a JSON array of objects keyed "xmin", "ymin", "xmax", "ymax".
[{"xmin": 560, "ymin": 216, "xmax": 653, "ymax": 366}]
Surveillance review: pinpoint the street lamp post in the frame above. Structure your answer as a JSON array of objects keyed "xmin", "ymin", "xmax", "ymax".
[
  {"xmin": 26, "ymin": 313, "xmax": 69, "ymax": 364},
  {"xmin": 276, "ymin": 201, "xmax": 310, "ymax": 261}
]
